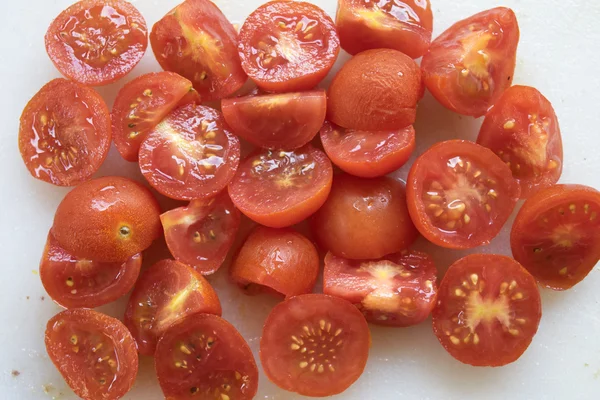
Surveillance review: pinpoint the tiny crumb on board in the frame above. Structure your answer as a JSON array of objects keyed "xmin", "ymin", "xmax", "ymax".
[
  {"xmin": 31, "ymin": 270, "xmax": 38, "ymax": 275},
  {"xmin": 11, "ymin": 370, "xmax": 20, "ymax": 377},
  {"xmin": 41, "ymin": 296, "xmax": 45, "ymax": 301}
]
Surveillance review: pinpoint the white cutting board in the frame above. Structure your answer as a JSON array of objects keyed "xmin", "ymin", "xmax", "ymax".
[{"xmin": 1, "ymin": 0, "xmax": 599, "ymax": 399}]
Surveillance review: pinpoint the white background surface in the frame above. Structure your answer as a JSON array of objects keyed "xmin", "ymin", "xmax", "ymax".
[{"xmin": 0, "ymin": 0, "xmax": 599, "ymax": 399}]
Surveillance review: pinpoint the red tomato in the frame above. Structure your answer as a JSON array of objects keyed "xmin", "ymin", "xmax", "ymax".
[
  {"xmin": 320, "ymin": 121, "xmax": 416, "ymax": 178},
  {"xmin": 432, "ymin": 254, "xmax": 541, "ymax": 366},
  {"xmin": 18, "ymin": 79, "xmax": 111, "ymax": 186},
  {"xmin": 511, "ymin": 184, "xmax": 600, "ymax": 290},
  {"xmin": 124, "ymin": 259, "xmax": 222, "ymax": 356},
  {"xmin": 260, "ymin": 294, "xmax": 370, "ymax": 396},
  {"xmin": 477, "ymin": 85, "xmax": 563, "ymax": 198},
  {"xmin": 407, "ymin": 140, "xmax": 520, "ymax": 249},
  {"xmin": 161, "ymin": 192, "xmax": 241, "ymax": 275},
  {"xmin": 228, "ymin": 146, "xmax": 333, "ymax": 228},
  {"xmin": 155, "ymin": 314, "xmax": 258, "ymax": 400},
  {"xmin": 238, "ymin": 1, "xmax": 340, "ymax": 92},
  {"xmin": 139, "ymin": 104, "xmax": 241, "ymax": 201},
  {"xmin": 324, "ymin": 250, "xmax": 437, "ymax": 327},
  {"xmin": 337, "ymin": 0, "xmax": 433, "ymax": 58},
  {"xmin": 421, "ymin": 7, "xmax": 520, "ymax": 117},
  {"xmin": 45, "ymin": 309, "xmax": 138, "ymax": 400},
  {"xmin": 150, "ymin": 0, "xmax": 247, "ymax": 101},
  {"xmin": 221, "ymin": 90, "xmax": 327, "ymax": 150},
  {"xmin": 45, "ymin": 0, "xmax": 147, "ymax": 86}
]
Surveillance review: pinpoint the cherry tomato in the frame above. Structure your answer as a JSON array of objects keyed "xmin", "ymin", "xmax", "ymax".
[
  {"xmin": 45, "ymin": 309, "xmax": 138, "ymax": 400},
  {"xmin": 229, "ymin": 146, "xmax": 333, "ymax": 228},
  {"xmin": 421, "ymin": 7, "xmax": 520, "ymax": 117},
  {"xmin": 238, "ymin": 1, "xmax": 340, "ymax": 92},
  {"xmin": 260, "ymin": 294, "xmax": 370, "ymax": 397},
  {"xmin": 511, "ymin": 184, "xmax": 600, "ymax": 290},
  {"xmin": 432, "ymin": 254, "xmax": 541, "ymax": 367},
  {"xmin": 161, "ymin": 192, "xmax": 241, "ymax": 275},
  {"xmin": 52, "ymin": 176, "xmax": 161, "ymax": 262},
  {"xmin": 477, "ymin": 85, "xmax": 563, "ymax": 198},
  {"xmin": 407, "ymin": 140, "xmax": 520, "ymax": 249},
  {"xmin": 320, "ymin": 121, "xmax": 415, "ymax": 178},
  {"xmin": 124, "ymin": 259, "xmax": 222, "ymax": 356},
  {"xmin": 139, "ymin": 104, "xmax": 241, "ymax": 201},
  {"xmin": 18, "ymin": 79, "xmax": 111, "ymax": 186},
  {"xmin": 222, "ymin": 90, "xmax": 327, "ymax": 150},
  {"xmin": 155, "ymin": 314, "xmax": 258, "ymax": 400},
  {"xmin": 45, "ymin": 0, "xmax": 147, "ymax": 86}
]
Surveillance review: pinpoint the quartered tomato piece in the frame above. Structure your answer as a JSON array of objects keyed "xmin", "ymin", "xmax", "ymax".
[
  {"xmin": 45, "ymin": 309, "xmax": 138, "ymax": 400},
  {"xmin": 139, "ymin": 104, "xmax": 241, "ymax": 201},
  {"xmin": 161, "ymin": 192, "xmax": 241, "ymax": 275},
  {"xmin": 432, "ymin": 254, "xmax": 541, "ymax": 367},
  {"xmin": 407, "ymin": 140, "xmax": 520, "ymax": 249},
  {"xmin": 221, "ymin": 90, "xmax": 327, "ymax": 150},
  {"xmin": 511, "ymin": 184, "xmax": 600, "ymax": 290},
  {"xmin": 421, "ymin": 7, "xmax": 520, "ymax": 117},
  {"xmin": 228, "ymin": 146, "xmax": 333, "ymax": 228},
  {"xmin": 238, "ymin": 1, "xmax": 340, "ymax": 92},
  {"xmin": 45, "ymin": 0, "xmax": 148, "ymax": 86},
  {"xmin": 19, "ymin": 79, "xmax": 111, "ymax": 186},
  {"xmin": 155, "ymin": 314, "xmax": 259, "ymax": 400},
  {"xmin": 260, "ymin": 294, "xmax": 370, "ymax": 397}
]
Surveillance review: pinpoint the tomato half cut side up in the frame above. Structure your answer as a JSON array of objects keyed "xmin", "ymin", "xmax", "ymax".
[
  {"xmin": 511, "ymin": 184, "xmax": 600, "ymax": 290},
  {"xmin": 45, "ymin": 309, "xmax": 138, "ymax": 400},
  {"xmin": 407, "ymin": 140, "xmax": 520, "ymax": 249}
]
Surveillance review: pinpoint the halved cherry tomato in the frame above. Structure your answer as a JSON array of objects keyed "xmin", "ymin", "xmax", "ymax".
[
  {"xmin": 45, "ymin": 0, "xmax": 148, "ymax": 86},
  {"xmin": 432, "ymin": 254, "xmax": 541, "ymax": 367},
  {"xmin": 407, "ymin": 140, "xmax": 520, "ymax": 249},
  {"xmin": 421, "ymin": 7, "xmax": 520, "ymax": 117},
  {"xmin": 320, "ymin": 122, "xmax": 416, "ymax": 178},
  {"xmin": 139, "ymin": 104, "xmax": 241, "ymax": 201},
  {"xmin": 511, "ymin": 184, "xmax": 600, "ymax": 290},
  {"xmin": 45, "ymin": 309, "xmax": 138, "ymax": 400},
  {"xmin": 477, "ymin": 85, "xmax": 563, "ymax": 198},
  {"xmin": 161, "ymin": 192, "xmax": 241, "ymax": 275},
  {"xmin": 260, "ymin": 294, "xmax": 370, "ymax": 397},
  {"xmin": 155, "ymin": 314, "xmax": 258, "ymax": 400},
  {"xmin": 228, "ymin": 146, "xmax": 333, "ymax": 228},
  {"xmin": 222, "ymin": 90, "xmax": 327, "ymax": 150},
  {"xmin": 18, "ymin": 79, "xmax": 111, "ymax": 186},
  {"xmin": 52, "ymin": 176, "xmax": 161, "ymax": 262},
  {"xmin": 124, "ymin": 259, "xmax": 222, "ymax": 356},
  {"xmin": 150, "ymin": 0, "xmax": 247, "ymax": 101},
  {"xmin": 238, "ymin": 1, "xmax": 340, "ymax": 92}
]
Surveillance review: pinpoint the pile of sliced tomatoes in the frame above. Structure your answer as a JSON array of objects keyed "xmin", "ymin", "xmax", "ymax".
[{"xmin": 18, "ymin": 0, "xmax": 600, "ymax": 399}]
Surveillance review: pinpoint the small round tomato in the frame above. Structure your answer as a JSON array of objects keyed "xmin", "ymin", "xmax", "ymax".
[
  {"xmin": 324, "ymin": 250, "xmax": 437, "ymax": 327},
  {"xmin": 320, "ymin": 122, "xmax": 416, "ymax": 178},
  {"xmin": 311, "ymin": 174, "xmax": 418, "ymax": 260},
  {"xmin": 150, "ymin": 0, "xmax": 247, "ymax": 101},
  {"xmin": 124, "ymin": 259, "xmax": 222, "ymax": 356},
  {"xmin": 52, "ymin": 176, "xmax": 161, "ymax": 262},
  {"xmin": 155, "ymin": 314, "xmax": 258, "ymax": 400},
  {"xmin": 477, "ymin": 85, "xmax": 563, "ymax": 198},
  {"xmin": 421, "ymin": 7, "xmax": 520, "ymax": 117},
  {"xmin": 432, "ymin": 254, "xmax": 541, "ymax": 367},
  {"xmin": 139, "ymin": 104, "xmax": 241, "ymax": 201},
  {"xmin": 222, "ymin": 90, "xmax": 327, "ymax": 150},
  {"xmin": 229, "ymin": 146, "xmax": 333, "ymax": 228},
  {"xmin": 18, "ymin": 79, "xmax": 111, "ymax": 186},
  {"xmin": 260, "ymin": 294, "xmax": 370, "ymax": 397},
  {"xmin": 328, "ymin": 49, "xmax": 423, "ymax": 131},
  {"xmin": 230, "ymin": 226, "xmax": 319, "ymax": 297},
  {"xmin": 161, "ymin": 192, "xmax": 241, "ymax": 275},
  {"xmin": 45, "ymin": 0, "xmax": 148, "ymax": 86},
  {"xmin": 238, "ymin": 1, "xmax": 340, "ymax": 92},
  {"xmin": 511, "ymin": 184, "xmax": 600, "ymax": 290},
  {"xmin": 407, "ymin": 140, "xmax": 520, "ymax": 249},
  {"xmin": 45, "ymin": 309, "xmax": 138, "ymax": 400}
]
